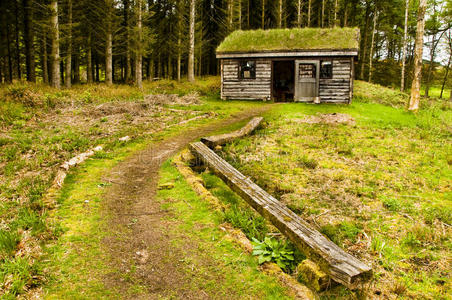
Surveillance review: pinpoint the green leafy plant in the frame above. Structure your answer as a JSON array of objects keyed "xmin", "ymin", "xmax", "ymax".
[{"xmin": 251, "ymin": 237, "xmax": 300, "ymax": 272}]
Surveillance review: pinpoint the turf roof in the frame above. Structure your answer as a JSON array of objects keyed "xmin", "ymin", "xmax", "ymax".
[{"xmin": 217, "ymin": 27, "xmax": 360, "ymax": 53}]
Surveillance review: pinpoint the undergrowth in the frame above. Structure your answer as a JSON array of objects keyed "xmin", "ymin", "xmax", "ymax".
[{"xmin": 219, "ymin": 82, "xmax": 451, "ymax": 298}]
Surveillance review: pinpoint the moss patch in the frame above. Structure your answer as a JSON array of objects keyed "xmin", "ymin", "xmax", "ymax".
[{"xmin": 217, "ymin": 28, "xmax": 360, "ymax": 53}]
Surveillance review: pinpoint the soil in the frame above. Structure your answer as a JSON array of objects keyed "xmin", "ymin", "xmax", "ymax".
[
  {"xmin": 296, "ymin": 113, "xmax": 356, "ymax": 125},
  {"xmin": 101, "ymin": 105, "xmax": 273, "ymax": 299}
]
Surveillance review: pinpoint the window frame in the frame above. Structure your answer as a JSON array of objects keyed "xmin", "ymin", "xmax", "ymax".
[
  {"xmin": 238, "ymin": 60, "xmax": 257, "ymax": 80},
  {"xmin": 320, "ymin": 60, "xmax": 333, "ymax": 79}
]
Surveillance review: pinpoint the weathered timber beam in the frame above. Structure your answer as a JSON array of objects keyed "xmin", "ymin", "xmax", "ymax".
[
  {"xmin": 201, "ymin": 117, "xmax": 263, "ymax": 148},
  {"xmin": 189, "ymin": 141, "xmax": 372, "ymax": 290}
]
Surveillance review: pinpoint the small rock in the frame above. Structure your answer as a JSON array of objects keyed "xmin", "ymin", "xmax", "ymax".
[
  {"xmin": 84, "ymin": 200, "xmax": 90, "ymax": 204},
  {"xmin": 119, "ymin": 136, "xmax": 130, "ymax": 142}
]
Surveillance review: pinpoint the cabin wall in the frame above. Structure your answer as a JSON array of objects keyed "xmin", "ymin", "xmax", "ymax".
[
  {"xmin": 221, "ymin": 59, "xmax": 271, "ymax": 100},
  {"xmin": 319, "ymin": 58, "xmax": 353, "ymax": 103}
]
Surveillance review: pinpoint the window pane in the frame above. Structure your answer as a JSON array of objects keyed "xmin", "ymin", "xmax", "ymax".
[
  {"xmin": 320, "ymin": 61, "xmax": 333, "ymax": 79},
  {"xmin": 240, "ymin": 61, "xmax": 256, "ymax": 79}
]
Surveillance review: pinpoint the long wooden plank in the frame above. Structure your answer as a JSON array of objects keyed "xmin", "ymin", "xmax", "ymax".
[
  {"xmin": 201, "ymin": 117, "xmax": 263, "ymax": 148},
  {"xmin": 189, "ymin": 141, "xmax": 372, "ymax": 289}
]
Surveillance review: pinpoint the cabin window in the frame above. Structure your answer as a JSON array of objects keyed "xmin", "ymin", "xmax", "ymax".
[
  {"xmin": 320, "ymin": 61, "xmax": 333, "ymax": 79},
  {"xmin": 239, "ymin": 60, "xmax": 256, "ymax": 79}
]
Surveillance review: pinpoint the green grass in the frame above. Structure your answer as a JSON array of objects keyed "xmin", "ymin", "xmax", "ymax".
[
  {"xmin": 42, "ymin": 148, "xmax": 293, "ymax": 298},
  {"xmin": 216, "ymin": 27, "xmax": 360, "ymax": 53},
  {"xmin": 0, "ymin": 78, "xmax": 263, "ymax": 297},
  {"xmin": 221, "ymin": 82, "xmax": 451, "ymax": 298},
  {"xmin": 421, "ymin": 85, "xmax": 451, "ymax": 99}
]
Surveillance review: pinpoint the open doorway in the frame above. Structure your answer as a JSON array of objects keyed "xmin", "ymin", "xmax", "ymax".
[{"xmin": 273, "ymin": 60, "xmax": 295, "ymax": 102}]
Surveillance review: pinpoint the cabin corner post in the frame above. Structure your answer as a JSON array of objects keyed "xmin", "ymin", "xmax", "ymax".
[
  {"xmin": 349, "ymin": 57, "xmax": 354, "ymax": 104},
  {"xmin": 220, "ymin": 59, "xmax": 225, "ymax": 100}
]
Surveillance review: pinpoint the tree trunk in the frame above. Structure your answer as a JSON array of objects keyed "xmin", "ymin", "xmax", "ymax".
[
  {"xmin": 440, "ymin": 32, "xmax": 451, "ymax": 99},
  {"xmin": 1, "ymin": 4, "xmax": 13, "ymax": 83},
  {"xmin": 334, "ymin": 0, "xmax": 338, "ymax": 27},
  {"xmin": 401, "ymin": 0, "xmax": 409, "ymax": 91},
  {"xmin": 368, "ymin": 10, "xmax": 377, "ymax": 83},
  {"xmin": 42, "ymin": 30, "xmax": 48, "ymax": 83},
  {"xmin": 321, "ymin": 0, "xmax": 325, "ymax": 27},
  {"xmin": 308, "ymin": 0, "xmax": 311, "ymax": 27},
  {"xmin": 50, "ymin": 0, "xmax": 60, "ymax": 88},
  {"xmin": 14, "ymin": 0, "xmax": 21, "ymax": 80},
  {"xmin": 360, "ymin": 1, "xmax": 370, "ymax": 79},
  {"xmin": 188, "ymin": 0, "xmax": 195, "ymax": 82},
  {"xmin": 123, "ymin": 0, "xmax": 131, "ymax": 82},
  {"xmin": 87, "ymin": 33, "xmax": 93, "ymax": 83},
  {"xmin": 261, "ymin": 0, "xmax": 265, "ymax": 29},
  {"xmin": 106, "ymin": 32, "xmax": 113, "ymax": 85},
  {"xmin": 73, "ymin": 46, "xmax": 80, "ymax": 83},
  {"xmin": 440, "ymin": 55, "xmax": 450, "ymax": 99},
  {"xmin": 278, "ymin": 0, "xmax": 282, "ymax": 28},
  {"xmin": 135, "ymin": 0, "xmax": 142, "ymax": 88},
  {"xmin": 65, "ymin": 0, "xmax": 72, "ymax": 88},
  {"xmin": 297, "ymin": 0, "xmax": 302, "ymax": 27},
  {"xmin": 23, "ymin": 0, "xmax": 36, "ymax": 82},
  {"xmin": 238, "ymin": 0, "xmax": 242, "ymax": 29},
  {"xmin": 409, "ymin": 0, "xmax": 427, "ymax": 111}
]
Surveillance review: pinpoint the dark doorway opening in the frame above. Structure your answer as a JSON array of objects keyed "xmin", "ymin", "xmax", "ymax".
[{"xmin": 273, "ymin": 60, "xmax": 295, "ymax": 102}]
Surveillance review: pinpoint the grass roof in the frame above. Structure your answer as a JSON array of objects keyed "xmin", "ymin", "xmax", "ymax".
[{"xmin": 217, "ymin": 27, "xmax": 360, "ymax": 53}]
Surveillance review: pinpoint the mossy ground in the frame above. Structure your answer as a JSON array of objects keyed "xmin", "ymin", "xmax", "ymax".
[
  {"xmin": 0, "ymin": 78, "xmax": 264, "ymax": 297},
  {"xmin": 217, "ymin": 81, "xmax": 451, "ymax": 298}
]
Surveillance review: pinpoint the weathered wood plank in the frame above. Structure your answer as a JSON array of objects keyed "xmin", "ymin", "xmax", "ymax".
[
  {"xmin": 189, "ymin": 142, "xmax": 372, "ymax": 289},
  {"xmin": 201, "ymin": 117, "xmax": 263, "ymax": 148}
]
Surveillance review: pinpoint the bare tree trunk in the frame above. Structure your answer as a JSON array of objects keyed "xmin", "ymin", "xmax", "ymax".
[
  {"xmin": 278, "ymin": 0, "xmax": 282, "ymax": 28},
  {"xmin": 368, "ymin": 10, "xmax": 377, "ymax": 83},
  {"xmin": 440, "ymin": 31, "xmax": 451, "ymax": 99},
  {"xmin": 50, "ymin": 0, "xmax": 60, "ymax": 88},
  {"xmin": 261, "ymin": 0, "xmax": 265, "ymax": 29},
  {"xmin": 308, "ymin": 0, "xmax": 311, "ymax": 27},
  {"xmin": 188, "ymin": 0, "xmax": 195, "ymax": 82},
  {"xmin": 424, "ymin": 31, "xmax": 445, "ymax": 97},
  {"xmin": 401, "ymin": 0, "xmax": 409, "ymax": 91},
  {"xmin": 334, "ymin": 0, "xmax": 338, "ymax": 27},
  {"xmin": 297, "ymin": 0, "xmax": 302, "ymax": 27},
  {"xmin": 23, "ymin": 0, "xmax": 36, "ymax": 82},
  {"xmin": 177, "ymin": 0, "xmax": 182, "ymax": 81},
  {"xmin": 440, "ymin": 55, "xmax": 450, "ymax": 99},
  {"xmin": 321, "ymin": 0, "xmax": 325, "ymax": 27},
  {"xmin": 14, "ymin": 0, "xmax": 21, "ymax": 80},
  {"xmin": 123, "ymin": 0, "xmax": 131, "ymax": 82},
  {"xmin": 87, "ymin": 33, "xmax": 93, "ymax": 83},
  {"xmin": 135, "ymin": 0, "xmax": 142, "ymax": 88},
  {"xmin": 106, "ymin": 32, "xmax": 113, "ymax": 85},
  {"xmin": 409, "ymin": 0, "xmax": 427, "ymax": 111},
  {"xmin": 65, "ymin": 0, "xmax": 72, "ymax": 88},
  {"xmin": 360, "ymin": 1, "xmax": 370, "ymax": 79},
  {"xmin": 228, "ymin": 0, "xmax": 233, "ymax": 30},
  {"xmin": 42, "ymin": 31, "xmax": 48, "ymax": 84},
  {"xmin": 238, "ymin": 0, "xmax": 242, "ymax": 29}
]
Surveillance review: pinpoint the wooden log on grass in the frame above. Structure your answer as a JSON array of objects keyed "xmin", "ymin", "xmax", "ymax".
[
  {"xmin": 201, "ymin": 117, "xmax": 263, "ymax": 148},
  {"xmin": 189, "ymin": 141, "xmax": 372, "ymax": 290}
]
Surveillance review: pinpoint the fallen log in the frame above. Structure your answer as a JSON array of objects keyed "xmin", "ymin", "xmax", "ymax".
[
  {"xmin": 201, "ymin": 116, "xmax": 263, "ymax": 148},
  {"xmin": 189, "ymin": 141, "xmax": 372, "ymax": 290}
]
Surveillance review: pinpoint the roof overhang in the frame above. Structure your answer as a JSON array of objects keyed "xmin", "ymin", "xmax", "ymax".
[{"xmin": 217, "ymin": 49, "xmax": 358, "ymax": 59}]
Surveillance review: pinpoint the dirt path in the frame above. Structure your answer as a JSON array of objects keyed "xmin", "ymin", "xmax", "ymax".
[{"xmin": 101, "ymin": 105, "xmax": 273, "ymax": 299}]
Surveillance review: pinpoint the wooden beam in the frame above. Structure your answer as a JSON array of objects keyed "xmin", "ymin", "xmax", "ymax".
[
  {"xmin": 201, "ymin": 117, "xmax": 263, "ymax": 148},
  {"xmin": 189, "ymin": 141, "xmax": 372, "ymax": 289}
]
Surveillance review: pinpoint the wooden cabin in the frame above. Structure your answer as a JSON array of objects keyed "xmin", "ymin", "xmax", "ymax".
[{"xmin": 216, "ymin": 27, "xmax": 360, "ymax": 103}]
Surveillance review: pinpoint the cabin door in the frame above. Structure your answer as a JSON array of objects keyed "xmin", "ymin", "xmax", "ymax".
[{"xmin": 294, "ymin": 60, "xmax": 320, "ymax": 102}]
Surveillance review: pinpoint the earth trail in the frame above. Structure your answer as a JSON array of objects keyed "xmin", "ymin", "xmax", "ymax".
[{"xmin": 101, "ymin": 105, "xmax": 273, "ymax": 299}]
